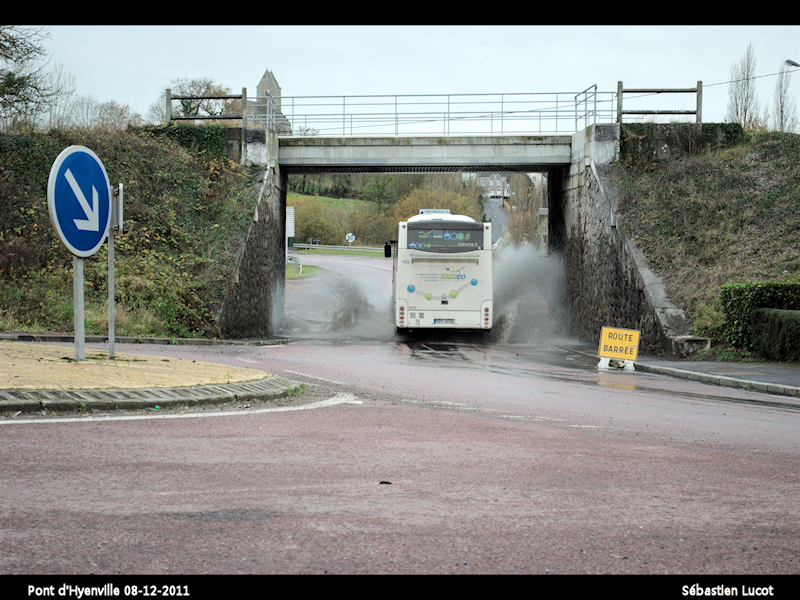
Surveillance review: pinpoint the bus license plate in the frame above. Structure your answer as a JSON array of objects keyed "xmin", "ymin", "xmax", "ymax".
[{"xmin": 434, "ymin": 319, "xmax": 455, "ymax": 324}]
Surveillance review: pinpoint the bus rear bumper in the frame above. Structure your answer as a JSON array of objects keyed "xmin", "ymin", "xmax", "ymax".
[{"xmin": 395, "ymin": 303, "xmax": 492, "ymax": 330}]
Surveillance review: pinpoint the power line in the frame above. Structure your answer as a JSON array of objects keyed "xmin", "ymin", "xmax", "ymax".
[{"xmin": 704, "ymin": 66, "xmax": 800, "ymax": 88}]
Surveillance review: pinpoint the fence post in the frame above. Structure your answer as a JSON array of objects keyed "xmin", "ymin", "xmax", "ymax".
[
  {"xmin": 616, "ymin": 81, "xmax": 623, "ymax": 123},
  {"xmin": 241, "ymin": 87, "xmax": 247, "ymax": 165},
  {"xmin": 696, "ymin": 80, "xmax": 703, "ymax": 124},
  {"xmin": 165, "ymin": 88, "xmax": 172, "ymax": 125}
]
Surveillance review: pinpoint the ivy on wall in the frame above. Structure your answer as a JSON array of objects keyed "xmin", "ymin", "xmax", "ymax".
[
  {"xmin": 137, "ymin": 124, "xmax": 231, "ymax": 160},
  {"xmin": 619, "ymin": 123, "xmax": 744, "ymax": 169}
]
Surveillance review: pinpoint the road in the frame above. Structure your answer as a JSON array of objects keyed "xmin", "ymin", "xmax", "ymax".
[
  {"xmin": 2, "ymin": 253, "xmax": 798, "ymax": 581},
  {"xmin": 483, "ymin": 196, "xmax": 508, "ymax": 244}
]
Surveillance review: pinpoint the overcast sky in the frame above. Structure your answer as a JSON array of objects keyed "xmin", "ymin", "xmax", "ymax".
[{"xmin": 43, "ymin": 25, "xmax": 799, "ymax": 130}]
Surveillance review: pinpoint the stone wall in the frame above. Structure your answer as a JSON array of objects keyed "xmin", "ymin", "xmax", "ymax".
[
  {"xmin": 553, "ymin": 124, "xmax": 709, "ymax": 357},
  {"xmin": 216, "ymin": 130, "xmax": 286, "ymax": 339}
]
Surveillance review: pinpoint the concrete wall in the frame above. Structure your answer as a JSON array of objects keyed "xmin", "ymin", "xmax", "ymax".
[
  {"xmin": 552, "ymin": 124, "xmax": 709, "ymax": 357},
  {"xmin": 216, "ymin": 128, "xmax": 286, "ymax": 339}
]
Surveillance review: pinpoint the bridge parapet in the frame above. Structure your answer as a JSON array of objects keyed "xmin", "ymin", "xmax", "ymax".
[
  {"xmin": 277, "ymin": 135, "xmax": 572, "ymax": 173},
  {"xmin": 249, "ymin": 89, "xmax": 616, "ymax": 137}
]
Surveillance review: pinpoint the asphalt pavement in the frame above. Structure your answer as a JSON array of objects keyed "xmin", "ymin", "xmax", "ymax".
[{"xmin": 1, "ymin": 333, "xmax": 798, "ymax": 415}]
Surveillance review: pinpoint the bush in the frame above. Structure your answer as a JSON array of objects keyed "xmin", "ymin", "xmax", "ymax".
[
  {"xmin": 293, "ymin": 197, "xmax": 347, "ymax": 245},
  {"xmin": 135, "ymin": 124, "xmax": 231, "ymax": 160},
  {"xmin": 347, "ymin": 212, "xmax": 394, "ymax": 246},
  {"xmin": 720, "ymin": 281, "xmax": 800, "ymax": 349},
  {"xmin": 390, "ymin": 188, "xmax": 480, "ymax": 223},
  {"xmin": 750, "ymin": 308, "xmax": 800, "ymax": 362}
]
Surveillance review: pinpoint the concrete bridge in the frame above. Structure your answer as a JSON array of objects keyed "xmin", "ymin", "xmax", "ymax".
[
  {"xmin": 221, "ymin": 121, "xmax": 707, "ymax": 357},
  {"xmin": 276, "ymin": 135, "xmax": 571, "ymax": 174}
]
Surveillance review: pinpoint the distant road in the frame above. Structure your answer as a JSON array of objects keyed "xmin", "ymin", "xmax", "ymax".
[{"xmin": 483, "ymin": 196, "xmax": 508, "ymax": 243}]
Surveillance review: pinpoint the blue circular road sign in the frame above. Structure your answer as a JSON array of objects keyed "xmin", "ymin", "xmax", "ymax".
[{"xmin": 47, "ymin": 146, "xmax": 111, "ymax": 257}]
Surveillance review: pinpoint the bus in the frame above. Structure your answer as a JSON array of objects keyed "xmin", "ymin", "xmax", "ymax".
[{"xmin": 384, "ymin": 209, "xmax": 493, "ymax": 333}]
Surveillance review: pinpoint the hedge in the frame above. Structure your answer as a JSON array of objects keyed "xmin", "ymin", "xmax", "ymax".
[
  {"xmin": 720, "ymin": 281, "xmax": 800, "ymax": 349},
  {"xmin": 135, "ymin": 124, "xmax": 230, "ymax": 160},
  {"xmin": 750, "ymin": 308, "xmax": 800, "ymax": 363}
]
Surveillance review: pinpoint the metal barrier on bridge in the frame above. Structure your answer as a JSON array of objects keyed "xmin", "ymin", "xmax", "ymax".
[
  {"xmin": 247, "ymin": 86, "xmax": 617, "ymax": 137},
  {"xmin": 165, "ymin": 82, "xmax": 705, "ymax": 138}
]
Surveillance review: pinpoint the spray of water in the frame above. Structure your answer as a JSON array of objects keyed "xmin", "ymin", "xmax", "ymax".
[
  {"xmin": 490, "ymin": 244, "xmax": 574, "ymax": 345},
  {"xmin": 279, "ymin": 244, "xmax": 574, "ymax": 345},
  {"xmin": 280, "ymin": 269, "xmax": 395, "ymax": 341}
]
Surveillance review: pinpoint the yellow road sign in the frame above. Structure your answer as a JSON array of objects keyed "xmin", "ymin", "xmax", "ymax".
[{"xmin": 598, "ymin": 327, "xmax": 641, "ymax": 361}]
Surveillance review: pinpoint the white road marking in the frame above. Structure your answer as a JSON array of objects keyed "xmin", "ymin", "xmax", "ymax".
[
  {"xmin": 0, "ymin": 394, "xmax": 361, "ymax": 425},
  {"xmin": 284, "ymin": 370, "xmax": 349, "ymax": 385}
]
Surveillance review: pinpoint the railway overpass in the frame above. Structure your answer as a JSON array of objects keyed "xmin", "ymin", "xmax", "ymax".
[
  {"xmin": 275, "ymin": 134, "xmax": 572, "ymax": 174},
  {"xmin": 226, "ymin": 122, "xmax": 705, "ymax": 358}
]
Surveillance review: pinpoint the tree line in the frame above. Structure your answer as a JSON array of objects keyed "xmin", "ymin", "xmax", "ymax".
[
  {"xmin": 726, "ymin": 41, "xmax": 797, "ymax": 133},
  {"xmin": 288, "ymin": 171, "xmax": 548, "ymax": 248},
  {"xmin": 0, "ymin": 27, "xmax": 242, "ymax": 133}
]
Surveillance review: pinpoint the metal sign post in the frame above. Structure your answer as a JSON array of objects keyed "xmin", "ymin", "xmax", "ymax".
[
  {"xmin": 108, "ymin": 184, "xmax": 123, "ymax": 359},
  {"xmin": 47, "ymin": 146, "xmax": 112, "ymax": 361},
  {"xmin": 72, "ymin": 256, "xmax": 85, "ymax": 361}
]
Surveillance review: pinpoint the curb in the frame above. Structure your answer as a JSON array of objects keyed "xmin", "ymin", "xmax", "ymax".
[
  {"xmin": 558, "ymin": 346, "xmax": 800, "ymax": 403},
  {"xmin": 633, "ymin": 363, "xmax": 800, "ymax": 400},
  {"xmin": 0, "ymin": 333, "xmax": 293, "ymax": 347},
  {"xmin": 0, "ymin": 376, "xmax": 298, "ymax": 413}
]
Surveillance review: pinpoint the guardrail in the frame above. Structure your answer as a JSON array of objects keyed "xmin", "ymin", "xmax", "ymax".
[
  {"xmin": 165, "ymin": 88, "xmax": 247, "ymax": 122},
  {"xmin": 247, "ymin": 87, "xmax": 617, "ymax": 137},
  {"xmin": 168, "ymin": 82, "xmax": 705, "ymax": 135},
  {"xmin": 292, "ymin": 244, "xmax": 386, "ymax": 253}
]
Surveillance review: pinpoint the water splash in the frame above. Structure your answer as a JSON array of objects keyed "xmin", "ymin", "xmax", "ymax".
[
  {"xmin": 280, "ymin": 245, "xmax": 575, "ymax": 345},
  {"xmin": 490, "ymin": 244, "xmax": 574, "ymax": 344},
  {"xmin": 280, "ymin": 269, "xmax": 394, "ymax": 341}
]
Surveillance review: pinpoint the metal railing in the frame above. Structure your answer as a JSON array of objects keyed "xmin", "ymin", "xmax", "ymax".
[
  {"xmin": 167, "ymin": 82, "xmax": 705, "ymax": 135},
  {"xmin": 291, "ymin": 243, "xmax": 384, "ymax": 252},
  {"xmin": 247, "ymin": 91, "xmax": 276, "ymax": 130},
  {"xmin": 247, "ymin": 88, "xmax": 617, "ymax": 137}
]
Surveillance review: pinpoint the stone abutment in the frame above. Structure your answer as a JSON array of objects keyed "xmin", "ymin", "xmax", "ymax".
[
  {"xmin": 552, "ymin": 124, "xmax": 709, "ymax": 357},
  {"xmin": 216, "ymin": 128, "xmax": 286, "ymax": 339}
]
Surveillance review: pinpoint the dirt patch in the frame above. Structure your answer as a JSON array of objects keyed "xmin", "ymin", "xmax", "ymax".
[{"xmin": 0, "ymin": 341, "xmax": 270, "ymax": 390}]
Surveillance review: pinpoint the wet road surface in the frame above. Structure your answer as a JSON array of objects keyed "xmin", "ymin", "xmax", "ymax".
[
  {"xmin": 3, "ymin": 337, "xmax": 797, "ymax": 578},
  {"xmin": 2, "ymin": 253, "xmax": 798, "ymax": 580}
]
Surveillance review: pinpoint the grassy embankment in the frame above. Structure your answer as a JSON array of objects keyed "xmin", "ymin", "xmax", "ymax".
[
  {"xmin": 0, "ymin": 129, "xmax": 255, "ymax": 339},
  {"xmin": 611, "ymin": 129, "xmax": 800, "ymax": 360}
]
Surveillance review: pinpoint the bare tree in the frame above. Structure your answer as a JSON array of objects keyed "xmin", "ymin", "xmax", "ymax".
[
  {"xmin": 0, "ymin": 25, "xmax": 53, "ymax": 130},
  {"xmin": 772, "ymin": 63, "xmax": 798, "ymax": 133},
  {"xmin": 726, "ymin": 42, "xmax": 761, "ymax": 128},
  {"xmin": 42, "ymin": 60, "xmax": 76, "ymax": 130},
  {"xmin": 68, "ymin": 94, "xmax": 99, "ymax": 129},
  {"xmin": 95, "ymin": 100, "xmax": 143, "ymax": 130},
  {"xmin": 149, "ymin": 77, "xmax": 239, "ymax": 125}
]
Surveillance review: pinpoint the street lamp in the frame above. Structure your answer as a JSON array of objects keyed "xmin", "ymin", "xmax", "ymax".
[{"xmin": 785, "ymin": 60, "xmax": 800, "ymax": 67}]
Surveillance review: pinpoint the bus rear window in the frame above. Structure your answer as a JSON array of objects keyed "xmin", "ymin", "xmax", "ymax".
[{"xmin": 407, "ymin": 228, "xmax": 483, "ymax": 252}]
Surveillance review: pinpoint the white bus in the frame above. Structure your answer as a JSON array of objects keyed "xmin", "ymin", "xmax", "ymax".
[{"xmin": 384, "ymin": 210, "xmax": 493, "ymax": 333}]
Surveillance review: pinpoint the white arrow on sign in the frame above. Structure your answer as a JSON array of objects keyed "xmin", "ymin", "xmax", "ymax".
[{"xmin": 65, "ymin": 168, "xmax": 99, "ymax": 232}]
